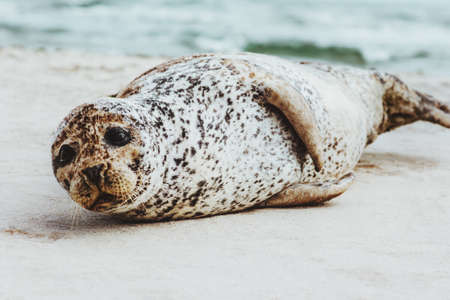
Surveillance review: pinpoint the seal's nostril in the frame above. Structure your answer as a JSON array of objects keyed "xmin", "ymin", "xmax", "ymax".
[{"xmin": 82, "ymin": 164, "xmax": 104, "ymax": 185}]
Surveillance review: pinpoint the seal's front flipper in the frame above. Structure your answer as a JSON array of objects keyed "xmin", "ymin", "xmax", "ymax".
[
  {"xmin": 263, "ymin": 78, "xmax": 325, "ymax": 171},
  {"xmin": 230, "ymin": 59, "xmax": 326, "ymax": 171},
  {"xmin": 261, "ymin": 173, "xmax": 354, "ymax": 207}
]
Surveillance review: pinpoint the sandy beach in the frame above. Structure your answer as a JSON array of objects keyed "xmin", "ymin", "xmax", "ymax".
[{"xmin": 0, "ymin": 47, "xmax": 449, "ymax": 299}]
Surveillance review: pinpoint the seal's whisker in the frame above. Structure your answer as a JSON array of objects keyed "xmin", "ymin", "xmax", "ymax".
[
  {"xmin": 70, "ymin": 204, "xmax": 81, "ymax": 230},
  {"xmin": 75, "ymin": 206, "xmax": 81, "ymax": 227}
]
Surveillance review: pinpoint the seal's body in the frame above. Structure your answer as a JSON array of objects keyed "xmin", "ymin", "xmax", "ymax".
[{"xmin": 51, "ymin": 53, "xmax": 450, "ymax": 221}]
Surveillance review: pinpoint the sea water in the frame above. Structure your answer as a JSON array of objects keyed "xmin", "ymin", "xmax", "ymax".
[{"xmin": 1, "ymin": 0, "xmax": 449, "ymax": 74}]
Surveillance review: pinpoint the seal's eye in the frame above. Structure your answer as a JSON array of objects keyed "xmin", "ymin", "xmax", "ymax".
[
  {"xmin": 104, "ymin": 127, "xmax": 131, "ymax": 146},
  {"xmin": 57, "ymin": 145, "xmax": 76, "ymax": 167}
]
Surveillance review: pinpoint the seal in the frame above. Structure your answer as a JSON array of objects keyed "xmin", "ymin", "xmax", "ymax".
[{"xmin": 51, "ymin": 53, "xmax": 450, "ymax": 221}]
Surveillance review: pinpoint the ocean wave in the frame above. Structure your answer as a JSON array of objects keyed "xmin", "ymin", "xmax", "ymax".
[
  {"xmin": 46, "ymin": 0, "xmax": 106, "ymax": 9},
  {"xmin": 244, "ymin": 41, "xmax": 366, "ymax": 65},
  {"xmin": 0, "ymin": 22, "xmax": 67, "ymax": 35}
]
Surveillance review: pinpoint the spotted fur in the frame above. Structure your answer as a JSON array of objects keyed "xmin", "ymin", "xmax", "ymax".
[{"xmin": 51, "ymin": 53, "xmax": 450, "ymax": 221}]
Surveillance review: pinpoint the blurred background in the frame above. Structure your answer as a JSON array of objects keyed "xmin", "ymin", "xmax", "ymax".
[{"xmin": 1, "ymin": 0, "xmax": 449, "ymax": 74}]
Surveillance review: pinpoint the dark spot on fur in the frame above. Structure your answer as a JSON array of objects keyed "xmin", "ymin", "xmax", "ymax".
[
  {"xmin": 190, "ymin": 147, "xmax": 197, "ymax": 156},
  {"xmin": 197, "ymin": 180, "xmax": 206, "ymax": 187}
]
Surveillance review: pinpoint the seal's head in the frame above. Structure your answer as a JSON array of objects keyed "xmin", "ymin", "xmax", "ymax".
[{"xmin": 51, "ymin": 98, "xmax": 147, "ymax": 213}]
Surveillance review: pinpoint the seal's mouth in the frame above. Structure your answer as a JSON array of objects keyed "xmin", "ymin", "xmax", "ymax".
[
  {"xmin": 64, "ymin": 161, "xmax": 138, "ymax": 213},
  {"xmin": 74, "ymin": 165, "xmax": 137, "ymax": 212},
  {"xmin": 89, "ymin": 192, "xmax": 117, "ymax": 211}
]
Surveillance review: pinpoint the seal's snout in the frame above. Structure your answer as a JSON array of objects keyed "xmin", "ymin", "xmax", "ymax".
[
  {"xmin": 82, "ymin": 164, "xmax": 104, "ymax": 186},
  {"xmin": 70, "ymin": 161, "xmax": 138, "ymax": 211}
]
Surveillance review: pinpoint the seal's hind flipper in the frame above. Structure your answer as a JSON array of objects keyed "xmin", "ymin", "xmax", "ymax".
[
  {"xmin": 261, "ymin": 173, "xmax": 354, "ymax": 207},
  {"xmin": 416, "ymin": 91, "xmax": 450, "ymax": 129},
  {"xmin": 230, "ymin": 59, "xmax": 326, "ymax": 171},
  {"xmin": 376, "ymin": 73, "xmax": 450, "ymax": 132}
]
